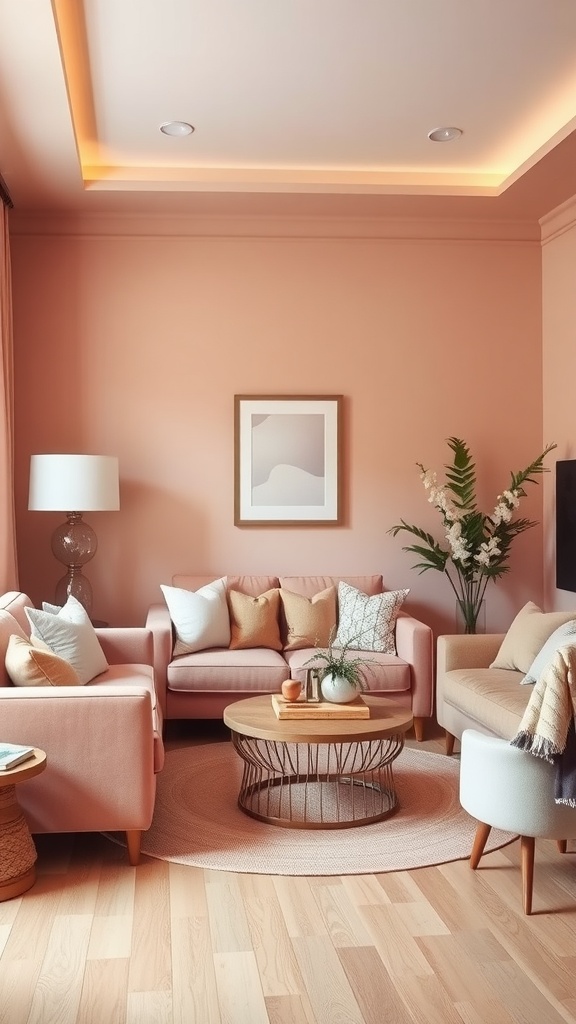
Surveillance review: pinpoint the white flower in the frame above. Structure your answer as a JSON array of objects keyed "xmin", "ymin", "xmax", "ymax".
[
  {"xmin": 420, "ymin": 470, "xmax": 437, "ymax": 490},
  {"xmin": 427, "ymin": 483, "xmax": 462, "ymax": 523},
  {"xmin": 490, "ymin": 501, "xmax": 513, "ymax": 526},
  {"xmin": 446, "ymin": 522, "xmax": 471, "ymax": 563},
  {"xmin": 475, "ymin": 536, "xmax": 501, "ymax": 566},
  {"xmin": 502, "ymin": 489, "xmax": 520, "ymax": 508}
]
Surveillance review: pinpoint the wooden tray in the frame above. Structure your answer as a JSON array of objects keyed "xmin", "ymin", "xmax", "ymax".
[{"xmin": 271, "ymin": 694, "xmax": 370, "ymax": 720}]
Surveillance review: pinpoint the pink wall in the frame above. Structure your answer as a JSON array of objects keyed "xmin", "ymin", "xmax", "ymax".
[
  {"xmin": 11, "ymin": 216, "xmax": 545, "ymax": 631},
  {"xmin": 541, "ymin": 198, "xmax": 576, "ymax": 611}
]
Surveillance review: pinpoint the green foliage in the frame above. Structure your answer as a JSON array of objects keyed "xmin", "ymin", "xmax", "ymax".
[
  {"xmin": 303, "ymin": 629, "xmax": 378, "ymax": 691},
  {"xmin": 389, "ymin": 438, "xmax": 557, "ymax": 631}
]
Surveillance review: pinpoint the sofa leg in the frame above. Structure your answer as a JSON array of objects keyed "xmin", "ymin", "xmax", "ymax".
[
  {"xmin": 126, "ymin": 829, "xmax": 142, "ymax": 866},
  {"xmin": 445, "ymin": 731, "xmax": 456, "ymax": 756},
  {"xmin": 557, "ymin": 839, "xmax": 568, "ymax": 854},
  {"xmin": 412, "ymin": 717, "xmax": 425, "ymax": 742}
]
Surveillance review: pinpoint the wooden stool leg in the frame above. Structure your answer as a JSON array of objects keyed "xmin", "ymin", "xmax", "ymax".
[
  {"xmin": 445, "ymin": 731, "xmax": 456, "ymax": 756},
  {"xmin": 470, "ymin": 821, "xmax": 492, "ymax": 869},
  {"xmin": 521, "ymin": 835, "xmax": 535, "ymax": 915}
]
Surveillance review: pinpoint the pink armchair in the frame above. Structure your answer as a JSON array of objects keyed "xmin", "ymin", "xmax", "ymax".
[{"xmin": 0, "ymin": 592, "xmax": 164, "ymax": 865}]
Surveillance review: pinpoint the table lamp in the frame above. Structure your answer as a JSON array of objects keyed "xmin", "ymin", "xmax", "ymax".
[{"xmin": 28, "ymin": 454, "xmax": 120, "ymax": 615}]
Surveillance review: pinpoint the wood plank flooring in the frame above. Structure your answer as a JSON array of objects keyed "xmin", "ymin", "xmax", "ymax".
[{"xmin": 1, "ymin": 720, "xmax": 575, "ymax": 1024}]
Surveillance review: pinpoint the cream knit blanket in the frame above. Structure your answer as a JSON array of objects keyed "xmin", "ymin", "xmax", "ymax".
[{"xmin": 511, "ymin": 644, "xmax": 576, "ymax": 807}]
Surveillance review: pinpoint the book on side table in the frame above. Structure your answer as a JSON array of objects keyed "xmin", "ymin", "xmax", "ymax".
[
  {"xmin": 0, "ymin": 743, "xmax": 36, "ymax": 771},
  {"xmin": 271, "ymin": 694, "xmax": 370, "ymax": 720}
]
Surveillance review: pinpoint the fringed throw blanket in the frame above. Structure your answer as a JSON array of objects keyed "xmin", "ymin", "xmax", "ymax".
[{"xmin": 511, "ymin": 644, "xmax": 576, "ymax": 807}]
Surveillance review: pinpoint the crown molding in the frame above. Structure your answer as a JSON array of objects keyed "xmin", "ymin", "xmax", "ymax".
[
  {"xmin": 540, "ymin": 193, "xmax": 576, "ymax": 245},
  {"xmin": 8, "ymin": 210, "xmax": 541, "ymax": 243}
]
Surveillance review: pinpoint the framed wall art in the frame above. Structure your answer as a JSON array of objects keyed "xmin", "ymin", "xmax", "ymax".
[{"xmin": 234, "ymin": 395, "xmax": 343, "ymax": 526}]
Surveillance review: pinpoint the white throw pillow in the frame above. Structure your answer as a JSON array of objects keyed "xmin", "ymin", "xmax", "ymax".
[
  {"xmin": 161, "ymin": 578, "xmax": 231, "ymax": 655},
  {"xmin": 25, "ymin": 594, "xmax": 108, "ymax": 685},
  {"xmin": 334, "ymin": 581, "xmax": 409, "ymax": 655},
  {"xmin": 521, "ymin": 619, "xmax": 576, "ymax": 684}
]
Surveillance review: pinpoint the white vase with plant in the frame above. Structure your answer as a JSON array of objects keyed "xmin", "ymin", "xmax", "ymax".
[
  {"xmin": 389, "ymin": 437, "xmax": 556, "ymax": 634},
  {"xmin": 304, "ymin": 630, "xmax": 376, "ymax": 703}
]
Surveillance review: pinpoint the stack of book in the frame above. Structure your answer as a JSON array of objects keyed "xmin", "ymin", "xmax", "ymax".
[{"xmin": 0, "ymin": 743, "xmax": 35, "ymax": 771}]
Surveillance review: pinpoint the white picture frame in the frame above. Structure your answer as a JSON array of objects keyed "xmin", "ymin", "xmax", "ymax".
[{"xmin": 234, "ymin": 395, "xmax": 343, "ymax": 526}]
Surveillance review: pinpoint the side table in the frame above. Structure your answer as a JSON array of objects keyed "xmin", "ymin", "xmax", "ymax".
[{"xmin": 0, "ymin": 749, "xmax": 47, "ymax": 901}]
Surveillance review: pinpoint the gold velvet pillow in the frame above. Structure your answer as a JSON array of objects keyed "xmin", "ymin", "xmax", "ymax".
[
  {"xmin": 227, "ymin": 588, "xmax": 282, "ymax": 651},
  {"xmin": 5, "ymin": 633, "xmax": 82, "ymax": 687},
  {"xmin": 279, "ymin": 586, "xmax": 337, "ymax": 650},
  {"xmin": 490, "ymin": 601, "xmax": 576, "ymax": 674}
]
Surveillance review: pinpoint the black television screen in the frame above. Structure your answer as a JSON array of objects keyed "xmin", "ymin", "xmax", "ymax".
[{"xmin": 556, "ymin": 459, "xmax": 576, "ymax": 592}]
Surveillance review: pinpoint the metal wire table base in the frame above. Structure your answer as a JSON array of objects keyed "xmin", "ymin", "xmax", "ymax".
[{"xmin": 231, "ymin": 732, "xmax": 405, "ymax": 829}]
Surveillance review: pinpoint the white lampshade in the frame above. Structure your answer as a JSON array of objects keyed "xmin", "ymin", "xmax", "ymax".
[{"xmin": 28, "ymin": 454, "xmax": 120, "ymax": 512}]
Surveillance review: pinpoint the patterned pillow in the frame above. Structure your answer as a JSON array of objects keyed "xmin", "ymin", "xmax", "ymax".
[
  {"xmin": 228, "ymin": 588, "xmax": 282, "ymax": 651},
  {"xmin": 279, "ymin": 586, "xmax": 337, "ymax": 651},
  {"xmin": 334, "ymin": 582, "xmax": 409, "ymax": 654}
]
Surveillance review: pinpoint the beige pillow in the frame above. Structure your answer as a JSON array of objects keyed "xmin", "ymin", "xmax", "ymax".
[
  {"xmin": 280, "ymin": 586, "xmax": 337, "ymax": 650},
  {"xmin": 228, "ymin": 588, "xmax": 282, "ymax": 651},
  {"xmin": 490, "ymin": 601, "xmax": 576, "ymax": 674},
  {"xmin": 5, "ymin": 633, "xmax": 82, "ymax": 687}
]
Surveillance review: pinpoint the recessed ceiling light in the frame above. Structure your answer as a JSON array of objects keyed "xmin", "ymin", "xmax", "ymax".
[
  {"xmin": 159, "ymin": 121, "xmax": 195, "ymax": 137},
  {"xmin": 427, "ymin": 126, "xmax": 462, "ymax": 143}
]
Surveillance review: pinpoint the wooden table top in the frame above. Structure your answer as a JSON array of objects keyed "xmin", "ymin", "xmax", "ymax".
[
  {"xmin": 0, "ymin": 749, "xmax": 47, "ymax": 787},
  {"xmin": 223, "ymin": 695, "xmax": 413, "ymax": 744}
]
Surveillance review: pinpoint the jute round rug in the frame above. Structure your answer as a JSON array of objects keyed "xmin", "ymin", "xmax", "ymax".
[{"xmin": 115, "ymin": 742, "xmax": 516, "ymax": 875}]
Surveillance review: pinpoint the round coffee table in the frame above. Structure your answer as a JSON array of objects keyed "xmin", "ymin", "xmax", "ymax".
[
  {"xmin": 0, "ymin": 749, "xmax": 47, "ymax": 901},
  {"xmin": 223, "ymin": 695, "xmax": 413, "ymax": 829}
]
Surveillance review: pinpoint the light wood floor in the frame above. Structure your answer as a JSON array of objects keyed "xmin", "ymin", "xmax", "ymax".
[{"xmin": 1, "ymin": 719, "xmax": 576, "ymax": 1024}]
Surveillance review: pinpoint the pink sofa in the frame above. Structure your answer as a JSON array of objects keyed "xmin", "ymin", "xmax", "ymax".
[
  {"xmin": 147, "ymin": 574, "xmax": 434, "ymax": 740},
  {"xmin": 0, "ymin": 591, "xmax": 164, "ymax": 865}
]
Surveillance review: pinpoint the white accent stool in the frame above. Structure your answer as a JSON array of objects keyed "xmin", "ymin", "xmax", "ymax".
[{"xmin": 459, "ymin": 728, "xmax": 576, "ymax": 914}]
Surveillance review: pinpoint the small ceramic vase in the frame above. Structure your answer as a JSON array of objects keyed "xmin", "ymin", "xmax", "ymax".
[
  {"xmin": 320, "ymin": 674, "xmax": 359, "ymax": 704},
  {"xmin": 281, "ymin": 679, "xmax": 302, "ymax": 702}
]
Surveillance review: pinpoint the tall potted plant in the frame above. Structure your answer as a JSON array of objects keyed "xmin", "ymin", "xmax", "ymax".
[{"xmin": 389, "ymin": 438, "xmax": 556, "ymax": 633}]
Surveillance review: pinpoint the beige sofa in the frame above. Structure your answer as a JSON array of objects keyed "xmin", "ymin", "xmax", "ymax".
[
  {"xmin": 147, "ymin": 573, "xmax": 434, "ymax": 740},
  {"xmin": 436, "ymin": 632, "xmax": 527, "ymax": 753},
  {"xmin": 0, "ymin": 591, "xmax": 164, "ymax": 864},
  {"xmin": 437, "ymin": 603, "xmax": 576, "ymax": 754}
]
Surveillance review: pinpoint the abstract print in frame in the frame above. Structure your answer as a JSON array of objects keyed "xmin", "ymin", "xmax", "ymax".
[{"xmin": 234, "ymin": 395, "xmax": 343, "ymax": 526}]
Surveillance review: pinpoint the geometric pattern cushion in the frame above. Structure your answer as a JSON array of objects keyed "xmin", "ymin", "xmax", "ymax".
[
  {"xmin": 334, "ymin": 582, "xmax": 409, "ymax": 654},
  {"xmin": 279, "ymin": 586, "xmax": 337, "ymax": 651}
]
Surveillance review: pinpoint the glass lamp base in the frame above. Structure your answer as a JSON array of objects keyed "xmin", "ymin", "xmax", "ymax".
[
  {"xmin": 55, "ymin": 571, "xmax": 93, "ymax": 615},
  {"xmin": 51, "ymin": 513, "xmax": 97, "ymax": 616}
]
